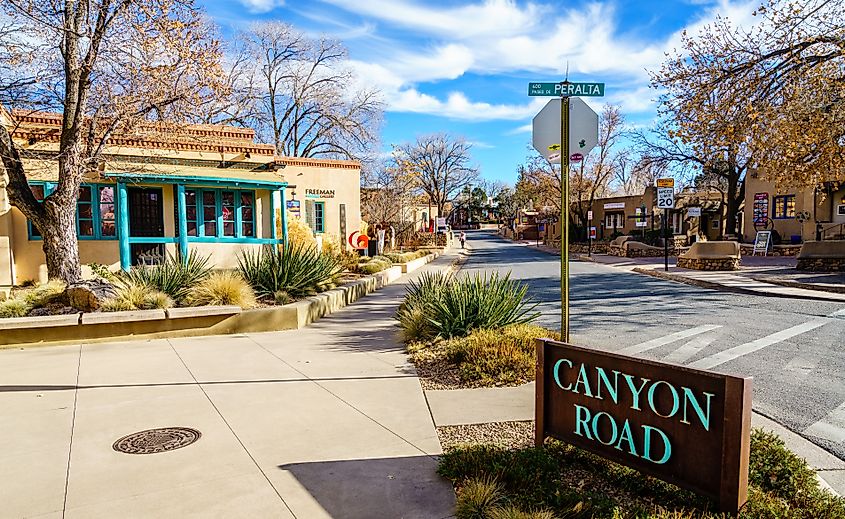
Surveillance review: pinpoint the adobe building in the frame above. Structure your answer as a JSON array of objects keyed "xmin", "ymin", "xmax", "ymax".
[
  {"xmin": 743, "ymin": 172, "xmax": 845, "ymax": 243},
  {"xmin": 0, "ymin": 110, "xmax": 360, "ymax": 290}
]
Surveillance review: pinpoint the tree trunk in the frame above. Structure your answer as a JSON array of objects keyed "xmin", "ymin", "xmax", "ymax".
[
  {"xmin": 725, "ymin": 171, "xmax": 744, "ymax": 238},
  {"xmin": 37, "ymin": 203, "xmax": 82, "ymax": 283}
]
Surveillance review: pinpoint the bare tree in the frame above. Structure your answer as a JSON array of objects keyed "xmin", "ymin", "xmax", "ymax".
[
  {"xmin": 239, "ymin": 22, "xmax": 384, "ymax": 160},
  {"xmin": 0, "ymin": 0, "xmax": 224, "ymax": 283},
  {"xmin": 395, "ymin": 134, "xmax": 479, "ymax": 217},
  {"xmin": 361, "ymin": 155, "xmax": 419, "ymax": 228}
]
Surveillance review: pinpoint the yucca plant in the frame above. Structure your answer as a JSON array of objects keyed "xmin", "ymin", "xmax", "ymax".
[
  {"xmin": 428, "ymin": 272, "xmax": 539, "ymax": 339},
  {"xmin": 121, "ymin": 250, "xmax": 212, "ymax": 303},
  {"xmin": 395, "ymin": 271, "xmax": 452, "ymax": 341},
  {"xmin": 237, "ymin": 242, "xmax": 342, "ymax": 299}
]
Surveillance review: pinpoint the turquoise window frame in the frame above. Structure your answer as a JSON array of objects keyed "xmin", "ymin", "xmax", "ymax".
[
  {"xmin": 26, "ymin": 182, "xmax": 55, "ymax": 240},
  {"xmin": 28, "ymin": 182, "xmax": 119, "ymax": 241},
  {"xmin": 314, "ymin": 201, "xmax": 325, "ymax": 234},
  {"xmin": 183, "ymin": 187, "xmax": 258, "ymax": 241}
]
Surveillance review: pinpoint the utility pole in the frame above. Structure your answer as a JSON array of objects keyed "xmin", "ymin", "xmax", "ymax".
[{"xmin": 560, "ymin": 93, "xmax": 571, "ymax": 342}]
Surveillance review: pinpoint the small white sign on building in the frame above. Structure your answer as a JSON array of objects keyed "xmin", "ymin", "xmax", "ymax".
[{"xmin": 687, "ymin": 207, "xmax": 702, "ymax": 218}]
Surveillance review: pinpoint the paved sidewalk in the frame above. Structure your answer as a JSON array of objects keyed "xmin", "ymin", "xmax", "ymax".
[
  {"xmin": 0, "ymin": 254, "xmax": 459, "ymax": 519},
  {"xmin": 424, "ymin": 383, "xmax": 845, "ymax": 496}
]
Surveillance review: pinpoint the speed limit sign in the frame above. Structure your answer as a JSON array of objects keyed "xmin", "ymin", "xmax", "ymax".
[{"xmin": 656, "ymin": 178, "xmax": 675, "ymax": 209}]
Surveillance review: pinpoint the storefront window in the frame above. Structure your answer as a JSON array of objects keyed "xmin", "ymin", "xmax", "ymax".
[
  {"xmin": 77, "ymin": 186, "xmax": 94, "ymax": 236},
  {"xmin": 99, "ymin": 186, "xmax": 116, "ymax": 237},
  {"xmin": 315, "ymin": 201, "xmax": 325, "ymax": 233},
  {"xmin": 222, "ymin": 191, "xmax": 236, "ymax": 237},
  {"xmin": 183, "ymin": 188, "xmax": 257, "ymax": 239},
  {"xmin": 773, "ymin": 195, "xmax": 796, "ymax": 219},
  {"xmin": 241, "ymin": 192, "xmax": 255, "ymax": 237},
  {"xmin": 202, "ymin": 191, "xmax": 218, "ymax": 236},
  {"xmin": 28, "ymin": 184, "xmax": 47, "ymax": 238},
  {"xmin": 185, "ymin": 190, "xmax": 198, "ymax": 236}
]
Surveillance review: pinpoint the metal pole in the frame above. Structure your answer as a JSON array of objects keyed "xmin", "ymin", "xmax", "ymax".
[
  {"xmin": 561, "ymin": 94, "xmax": 570, "ymax": 343},
  {"xmin": 664, "ymin": 211, "xmax": 669, "ymax": 272}
]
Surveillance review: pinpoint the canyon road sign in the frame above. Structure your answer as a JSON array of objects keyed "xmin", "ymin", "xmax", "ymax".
[
  {"xmin": 529, "ymin": 82, "xmax": 606, "ymax": 97},
  {"xmin": 533, "ymin": 98, "xmax": 599, "ymax": 164}
]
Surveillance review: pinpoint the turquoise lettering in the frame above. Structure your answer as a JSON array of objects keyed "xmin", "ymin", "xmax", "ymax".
[
  {"xmin": 574, "ymin": 404, "xmax": 593, "ymax": 440},
  {"xmin": 681, "ymin": 388, "xmax": 714, "ymax": 431},
  {"xmin": 614, "ymin": 419, "xmax": 639, "ymax": 457},
  {"xmin": 591, "ymin": 412, "xmax": 618, "ymax": 446},
  {"xmin": 647, "ymin": 380, "xmax": 680, "ymax": 419},
  {"xmin": 642, "ymin": 425, "xmax": 672, "ymax": 464},
  {"xmin": 573, "ymin": 363, "xmax": 593, "ymax": 397},
  {"xmin": 595, "ymin": 367, "xmax": 620, "ymax": 404},
  {"xmin": 553, "ymin": 359, "xmax": 573, "ymax": 391},
  {"xmin": 622, "ymin": 374, "xmax": 650, "ymax": 411}
]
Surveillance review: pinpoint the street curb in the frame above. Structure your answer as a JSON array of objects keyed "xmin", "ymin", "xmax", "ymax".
[
  {"xmin": 631, "ymin": 267, "xmax": 844, "ymax": 302},
  {"xmin": 747, "ymin": 276, "xmax": 845, "ymax": 295},
  {"xmin": 752, "ymin": 411, "xmax": 844, "ymax": 496}
]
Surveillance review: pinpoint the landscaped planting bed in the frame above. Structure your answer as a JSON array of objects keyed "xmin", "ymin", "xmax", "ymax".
[{"xmin": 439, "ymin": 424, "xmax": 845, "ymax": 518}]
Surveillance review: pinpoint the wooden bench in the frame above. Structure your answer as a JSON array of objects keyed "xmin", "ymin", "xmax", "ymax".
[
  {"xmin": 677, "ymin": 241, "xmax": 741, "ymax": 271},
  {"xmin": 797, "ymin": 240, "xmax": 845, "ymax": 272}
]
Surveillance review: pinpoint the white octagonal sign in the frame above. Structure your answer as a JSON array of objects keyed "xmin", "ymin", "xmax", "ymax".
[{"xmin": 532, "ymin": 98, "xmax": 599, "ymax": 164}]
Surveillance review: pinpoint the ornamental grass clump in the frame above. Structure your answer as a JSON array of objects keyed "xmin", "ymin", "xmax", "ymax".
[
  {"xmin": 21, "ymin": 280, "xmax": 67, "ymax": 307},
  {"xmin": 100, "ymin": 282, "xmax": 173, "ymax": 312},
  {"xmin": 238, "ymin": 242, "xmax": 342, "ymax": 299},
  {"xmin": 184, "ymin": 271, "xmax": 256, "ymax": 308},
  {"xmin": 122, "ymin": 250, "xmax": 212, "ymax": 304},
  {"xmin": 0, "ymin": 298, "xmax": 31, "ymax": 318}
]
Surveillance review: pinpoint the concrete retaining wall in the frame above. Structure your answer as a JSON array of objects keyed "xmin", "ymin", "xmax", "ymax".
[{"xmin": 0, "ymin": 252, "xmax": 440, "ymax": 349}]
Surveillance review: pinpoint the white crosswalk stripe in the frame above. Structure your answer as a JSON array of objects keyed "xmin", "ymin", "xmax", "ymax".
[
  {"xmin": 688, "ymin": 319, "xmax": 830, "ymax": 370},
  {"xmin": 663, "ymin": 332, "xmax": 718, "ymax": 364},
  {"xmin": 618, "ymin": 325, "xmax": 722, "ymax": 356},
  {"xmin": 830, "ymin": 308, "xmax": 845, "ymax": 319},
  {"xmin": 804, "ymin": 402, "xmax": 845, "ymax": 444}
]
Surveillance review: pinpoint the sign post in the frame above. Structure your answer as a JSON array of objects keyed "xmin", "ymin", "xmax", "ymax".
[
  {"xmin": 535, "ymin": 339, "xmax": 752, "ymax": 512},
  {"xmin": 587, "ymin": 210, "xmax": 594, "ymax": 257},
  {"xmin": 531, "ymin": 81, "xmax": 602, "ymax": 342},
  {"xmin": 656, "ymin": 178, "xmax": 675, "ymax": 272}
]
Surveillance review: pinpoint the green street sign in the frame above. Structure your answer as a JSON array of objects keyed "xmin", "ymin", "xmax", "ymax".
[{"xmin": 528, "ymin": 82, "xmax": 605, "ymax": 97}]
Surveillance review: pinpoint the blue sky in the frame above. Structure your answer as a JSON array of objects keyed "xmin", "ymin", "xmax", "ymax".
[{"xmin": 199, "ymin": 0, "xmax": 761, "ymax": 185}]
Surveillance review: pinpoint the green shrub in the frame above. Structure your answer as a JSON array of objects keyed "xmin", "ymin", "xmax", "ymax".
[
  {"xmin": 274, "ymin": 290, "xmax": 293, "ymax": 305},
  {"xmin": 445, "ymin": 324, "xmax": 560, "ymax": 386},
  {"xmin": 372, "ymin": 255, "xmax": 393, "ymax": 265},
  {"xmin": 0, "ymin": 298, "xmax": 31, "ymax": 318},
  {"xmin": 396, "ymin": 271, "xmax": 452, "ymax": 341},
  {"xmin": 101, "ymin": 283, "xmax": 173, "ymax": 312},
  {"xmin": 238, "ymin": 243, "xmax": 342, "ymax": 299},
  {"xmin": 339, "ymin": 250, "xmax": 360, "ymax": 272},
  {"xmin": 384, "ymin": 252, "xmax": 405, "ymax": 263},
  {"xmin": 358, "ymin": 259, "xmax": 391, "ymax": 274},
  {"xmin": 184, "ymin": 271, "xmax": 256, "ymax": 308},
  {"xmin": 22, "ymin": 280, "xmax": 66, "ymax": 307},
  {"xmin": 122, "ymin": 250, "xmax": 211, "ymax": 303},
  {"xmin": 399, "ymin": 272, "xmax": 538, "ymax": 340},
  {"xmin": 455, "ymin": 477, "xmax": 502, "ymax": 519},
  {"xmin": 89, "ymin": 262, "xmax": 118, "ymax": 281}
]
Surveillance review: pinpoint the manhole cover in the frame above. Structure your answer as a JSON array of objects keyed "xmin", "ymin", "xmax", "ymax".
[{"xmin": 113, "ymin": 427, "xmax": 201, "ymax": 454}]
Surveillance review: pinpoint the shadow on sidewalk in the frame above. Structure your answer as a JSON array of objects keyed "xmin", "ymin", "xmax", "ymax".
[{"xmin": 278, "ymin": 455, "xmax": 455, "ymax": 519}]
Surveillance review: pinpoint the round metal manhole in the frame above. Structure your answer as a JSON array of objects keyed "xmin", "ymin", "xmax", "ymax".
[{"xmin": 112, "ymin": 427, "xmax": 201, "ymax": 455}]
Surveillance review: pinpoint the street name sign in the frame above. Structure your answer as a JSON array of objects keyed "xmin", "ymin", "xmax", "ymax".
[
  {"xmin": 570, "ymin": 153, "xmax": 583, "ymax": 163},
  {"xmin": 535, "ymin": 339, "xmax": 752, "ymax": 512},
  {"xmin": 529, "ymin": 82, "xmax": 606, "ymax": 97},
  {"xmin": 532, "ymin": 98, "xmax": 599, "ymax": 164}
]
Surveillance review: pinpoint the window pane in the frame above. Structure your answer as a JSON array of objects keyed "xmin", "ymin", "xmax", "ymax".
[
  {"xmin": 203, "ymin": 191, "xmax": 215, "ymax": 206},
  {"xmin": 186, "ymin": 206, "xmax": 197, "ymax": 221},
  {"xmin": 185, "ymin": 190, "xmax": 196, "ymax": 205},
  {"xmin": 101, "ymin": 219, "xmax": 116, "ymax": 237},
  {"xmin": 99, "ymin": 186, "xmax": 114, "ymax": 204},
  {"xmin": 240, "ymin": 192, "xmax": 253, "ymax": 206},
  {"xmin": 204, "ymin": 221, "xmax": 217, "ymax": 236},
  {"xmin": 78, "ymin": 204, "xmax": 93, "ymax": 219},
  {"xmin": 203, "ymin": 205, "xmax": 216, "ymax": 221},
  {"xmin": 78, "ymin": 186, "xmax": 92, "ymax": 202},
  {"xmin": 222, "ymin": 191, "xmax": 235, "ymax": 206},
  {"xmin": 223, "ymin": 221, "xmax": 235, "ymax": 236},
  {"xmin": 187, "ymin": 222, "xmax": 197, "ymax": 236},
  {"xmin": 242, "ymin": 206, "xmax": 253, "ymax": 222},
  {"xmin": 222, "ymin": 205, "xmax": 234, "ymax": 222},
  {"xmin": 31, "ymin": 185, "xmax": 45, "ymax": 200},
  {"xmin": 79, "ymin": 220, "xmax": 94, "ymax": 236},
  {"xmin": 242, "ymin": 222, "xmax": 254, "ymax": 237}
]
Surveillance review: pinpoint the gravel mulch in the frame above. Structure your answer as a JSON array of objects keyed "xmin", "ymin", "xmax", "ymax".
[{"xmin": 437, "ymin": 420, "xmax": 534, "ymax": 450}]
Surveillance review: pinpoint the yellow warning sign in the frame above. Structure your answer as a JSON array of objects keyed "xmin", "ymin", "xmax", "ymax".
[
  {"xmin": 656, "ymin": 178, "xmax": 675, "ymax": 188},
  {"xmin": 548, "ymin": 144, "xmax": 561, "ymax": 151}
]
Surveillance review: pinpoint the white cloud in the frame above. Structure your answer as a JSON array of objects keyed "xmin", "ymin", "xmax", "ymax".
[
  {"xmin": 239, "ymin": 0, "xmax": 284, "ymax": 14},
  {"xmin": 506, "ymin": 124, "xmax": 532, "ymax": 135},
  {"xmin": 329, "ymin": 0, "xmax": 768, "ymax": 121}
]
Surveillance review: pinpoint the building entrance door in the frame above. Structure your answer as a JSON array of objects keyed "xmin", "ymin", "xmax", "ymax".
[{"xmin": 128, "ymin": 187, "xmax": 165, "ymax": 265}]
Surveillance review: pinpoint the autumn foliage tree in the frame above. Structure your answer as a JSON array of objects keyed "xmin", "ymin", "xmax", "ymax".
[
  {"xmin": 648, "ymin": 0, "xmax": 845, "ymax": 236},
  {"xmin": 0, "ymin": 0, "xmax": 224, "ymax": 282}
]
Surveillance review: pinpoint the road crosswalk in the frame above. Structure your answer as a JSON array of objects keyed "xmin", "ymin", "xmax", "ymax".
[{"xmin": 617, "ymin": 310, "xmax": 845, "ymax": 452}]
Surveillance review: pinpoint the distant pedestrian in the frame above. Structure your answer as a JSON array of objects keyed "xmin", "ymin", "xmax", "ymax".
[
  {"xmin": 459, "ymin": 231, "xmax": 466, "ymax": 249},
  {"xmin": 377, "ymin": 225, "xmax": 386, "ymax": 255}
]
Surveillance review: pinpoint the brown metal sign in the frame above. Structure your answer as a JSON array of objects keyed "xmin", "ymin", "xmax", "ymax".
[{"xmin": 535, "ymin": 339, "xmax": 752, "ymax": 512}]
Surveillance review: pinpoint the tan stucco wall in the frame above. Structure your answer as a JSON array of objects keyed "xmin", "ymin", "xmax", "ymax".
[
  {"xmin": 189, "ymin": 242, "xmax": 263, "ymax": 269},
  {"xmin": 284, "ymin": 163, "xmax": 361, "ymax": 246},
  {"xmin": 743, "ymin": 176, "xmax": 829, "ymax": 242}
]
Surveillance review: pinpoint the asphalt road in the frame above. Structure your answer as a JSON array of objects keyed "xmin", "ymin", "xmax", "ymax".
[{"xmin": 460, "ymin": 231, "xmax": 845, "ymax": 460}]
